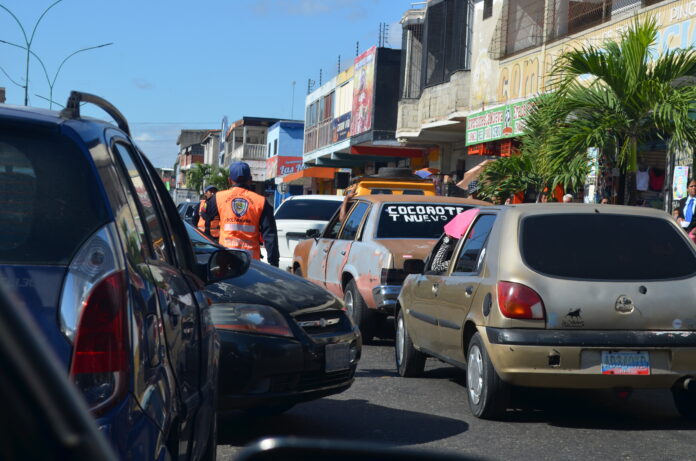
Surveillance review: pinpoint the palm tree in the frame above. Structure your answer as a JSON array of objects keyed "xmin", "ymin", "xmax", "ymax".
[
  {"xmin": 186, "ymin": 163, "xmax": 210, "ymax": 192},
  {"xmin": 541, "ymin": 18, "xmax": 696, "ymax": 204}
]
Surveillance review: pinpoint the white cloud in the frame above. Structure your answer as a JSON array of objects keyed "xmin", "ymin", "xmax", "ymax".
[
  {"xmin": 133, "ymin": 78, "xmax": 155, "ymax": 90},
  {"xmin": 133, "ymin": 132, "xmax": 157, "ymax": 142}
]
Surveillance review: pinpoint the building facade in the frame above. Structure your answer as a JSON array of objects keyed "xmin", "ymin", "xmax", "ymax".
[{"xmin": 397, "ymin": 0, "xmax": 692, "ymax": 208}]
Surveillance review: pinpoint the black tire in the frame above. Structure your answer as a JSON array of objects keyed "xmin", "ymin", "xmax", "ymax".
[
  {"xmin": 672, "ymin": 382, "xmax": 696, "ymax": 420},
  {"xmin": 344, "ymin": 279, "xmax": 375, "ymax": 340},
  {"xmin": 465, "ymin": 332, "xmax": 510, "ymax": 419},
  {"xmin": 294, "ymin": 266, "xmax": 302, "ymax": 277},
  {"xmin": 395, "ymin": 308, "xmax": 425, "ymax": 377}
]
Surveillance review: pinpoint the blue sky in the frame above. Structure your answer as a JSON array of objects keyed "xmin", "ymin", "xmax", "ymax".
[{"xmin": 0, "ymin": 0, "xmax": 406, "ymax": 167}]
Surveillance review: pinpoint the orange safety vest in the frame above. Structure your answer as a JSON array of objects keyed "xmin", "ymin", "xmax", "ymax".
[
  {"xmin": 197, "ymin": 199, "xmax": 220, "ymax": 238},
  {"xmin": 216, "ymin": 187, "xmax": 266, "ymax": 260}
]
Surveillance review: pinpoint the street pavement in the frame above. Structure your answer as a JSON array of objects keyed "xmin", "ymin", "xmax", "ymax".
[{"xmin": 217, "ymin": 334, "xmax": 696, "ymax": 461}]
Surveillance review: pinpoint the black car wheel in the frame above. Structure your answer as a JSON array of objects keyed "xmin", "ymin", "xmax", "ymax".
[
  {"xmin": 344, "ymin": 279, "xmax": 375, "ymax": 340},
  {"xmin": 294, "ymin": 266, "xmax": 302, "ymax": 277},
  {"xmin": 672, "ymin": 381, "xmax": 696, "ymax": 420},
  {"xmin": 466, "ymin": 332, "xmax": 509, "ymax": 419},
  {"xmin": 395, "ymin": 308, "xmax": 425, "ymax": 377}
]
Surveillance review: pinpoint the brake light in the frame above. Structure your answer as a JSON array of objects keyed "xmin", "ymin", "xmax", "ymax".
[
  {"xmin": 69, "ymin": 271, "xmax": 129, "ymax": 414},
  {"xmin": 59, "ymin": 223, "xmax": 129, "ymax": 415},
  {"xmin": 497, "ymin": 281, "xmax": 545, "ymax": 320}
]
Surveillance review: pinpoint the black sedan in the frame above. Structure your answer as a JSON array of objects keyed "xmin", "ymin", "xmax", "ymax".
[{"xmin": 186, "ymin": 223, "xmax": 362, "ymax": 415}]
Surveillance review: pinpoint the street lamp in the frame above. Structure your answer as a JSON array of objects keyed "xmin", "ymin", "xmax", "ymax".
[
  {"xmin": 0, "ymin": 0, "xmax": 64, "ymax": 105},
  {"xmin": 0, "ymin": 38, "xmax": 113, "ymax": 109}
]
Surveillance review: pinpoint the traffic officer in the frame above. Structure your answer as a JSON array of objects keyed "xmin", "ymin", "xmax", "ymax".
[
  {"xmin": 198, "ymin": 185, "xmax": 220, "ymax": 240},
  {"xmin": 206, "ymin": 162, "xmax": 279, "ymax": 267}
]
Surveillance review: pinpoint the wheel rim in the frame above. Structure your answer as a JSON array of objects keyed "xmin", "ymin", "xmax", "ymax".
[
  {"xmin": 344, "ymin": 290, "xmax": 355, "ymax": 321},
  {"xmin": 467, "ymin": 345, "xmax": 484, "ymax": 405},
  {"xmin": 396, "ymin": 315, "xmax": 405, "ymax": 366}
]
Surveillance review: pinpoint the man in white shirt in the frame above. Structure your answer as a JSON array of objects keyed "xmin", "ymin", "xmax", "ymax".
[{"xmin": 676, "ymin": 179, "xmax": 696, "ymax": 232}]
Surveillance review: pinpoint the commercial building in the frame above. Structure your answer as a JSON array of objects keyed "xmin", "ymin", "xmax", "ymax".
[
  {"xmin": 397, "ymin": 0, "xmax": 692, "ymax": 208},
  {"xmin": 220, "ymin": 117, "xmax": 279, "ymax": 189},
  {"xmin": 300, "ymin": 45, "xmax": 423, "ymax": 192},
  {"xmin": 264, "ymin": 120, "xmax": 307, "ymax": 207},
  {"xmin": 174, "ymin": 129, "xmax": 212, "ymax": 188}
]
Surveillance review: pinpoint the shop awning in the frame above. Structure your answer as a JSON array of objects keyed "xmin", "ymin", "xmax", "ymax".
[{"xmin": 281, "ymin": 167, "xmax": 336, "ymax": 183}]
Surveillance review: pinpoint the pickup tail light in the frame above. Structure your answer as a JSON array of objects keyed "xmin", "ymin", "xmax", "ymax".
[
  {"xmin": 380, "ymin": 268, "xmax": 407, "ymax": 285},
  {"xmin": 497, "ymin": 281, "xmax": 545, "ymax": 320}
]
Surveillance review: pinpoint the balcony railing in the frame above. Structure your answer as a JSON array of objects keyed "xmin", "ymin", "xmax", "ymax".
[{"xmin": 230, "ymin": 144, "xmax": 267, "ymax": 161}]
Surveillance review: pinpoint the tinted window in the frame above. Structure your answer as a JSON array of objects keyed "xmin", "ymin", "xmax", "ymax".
[
  {"xmin": 0, "ymin": 127, "xmax": 108, "ymax": 265},
  {"xmin": 521, "ymin": 214, "xmax": 696, "ymax": 280},
  {"xmin": 112, "ymin": 144, "xmax": 170, "ymax": 262},
  {"xmin": 340, "ymin": 202, "xmax": 369, "ymax": 241},
  {"xmin": 323, "ymin": 208, "xmax": 346, "ymax": 239},
  {"xmin": 275, "ymin": 199, "xmax": 342, "ymax": 221},
  {"xmin": 376, "ymin": 203, "xmax": 472, "ymax": 239},
  {"xmin": 453, "ymin": 215, "xmax": 496, "ymax": 273}
]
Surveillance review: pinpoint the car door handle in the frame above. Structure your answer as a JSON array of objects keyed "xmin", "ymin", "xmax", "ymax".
[
  {"xmin": 340, "ymin": 250, "xmax": 346, "ymax": 255},
  {"xmin": 432, "ymin": 283, "xmax": 439, "ymax": 295},
  {"xmin": 322, "ymin": 248, "xmax": 328, "ymax": 253},
  {"xmin": 465, "ymin": 286, "xmax": 474, "ymax": 296}
]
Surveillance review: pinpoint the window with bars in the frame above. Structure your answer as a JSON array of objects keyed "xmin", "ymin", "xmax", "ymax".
[{"xmin": 505, "ymin": 0, "xmax": 545, "ymax": 56}]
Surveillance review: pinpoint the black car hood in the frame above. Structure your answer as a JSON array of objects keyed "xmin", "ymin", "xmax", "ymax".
[{"xmin": 205, "ymin": 259, "xmax": 339, "ymax": 313}]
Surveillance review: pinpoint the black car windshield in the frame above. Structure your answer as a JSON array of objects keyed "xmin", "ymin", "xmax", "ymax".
[
  {"xmin": 275, "ymin": 198, "xmax": 342, "ymax": 221},
  {"xmin": 521, "ymin": 214, "xmax": 696, "ymax": 280},
  {"xmin": 376, "ymin": 203, "xmax": 472, "ymax": 239},
  {"xmin": 0, "ymin": 125, "xmax": 109, "ymax": 265}
]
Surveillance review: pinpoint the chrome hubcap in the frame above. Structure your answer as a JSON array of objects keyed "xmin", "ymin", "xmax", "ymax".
[
  {"xmin": 467, "ymin": 345, "xmax": 484, "ymax": 405},
  {"xmin": 396, "ymin": 315, "xmax": 405, "ymax": 365},
  {"xmin": 344, "ymin": 290, "xmax": 354, "ymax": 321}
]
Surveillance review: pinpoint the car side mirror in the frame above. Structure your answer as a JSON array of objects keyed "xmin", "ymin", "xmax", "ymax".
[
  {"xmin": 403, "ymin": 259, "xmax": 425, "ymax": 275},
  {"xmin": 306, "ymin": 228, "xmax": 321, "ymax": 239},
  {"xmin": 207, "ymin": 249, "xmax": 251, "ymax": 282}
]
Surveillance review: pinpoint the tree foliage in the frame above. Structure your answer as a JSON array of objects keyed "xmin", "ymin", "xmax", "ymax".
[
  {"xmin": 479, "ymin": 19, "xmax": 696, "ymax": 203},
  {"xmin": 186, "ymin": 163, "xmax": 228, "ymax": 193}
]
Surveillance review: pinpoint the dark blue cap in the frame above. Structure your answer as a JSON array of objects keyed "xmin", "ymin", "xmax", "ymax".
[
  {"xmin": 229, "ymin": 161, "xmax": 252, "ymax": 182},
  {"xmin": 204, "ymin": 185, "xmax": 218, "ymax": 193}
]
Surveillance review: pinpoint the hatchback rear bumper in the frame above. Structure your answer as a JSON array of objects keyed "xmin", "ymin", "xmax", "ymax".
[{"xmin": 483, "ymin": 327, "xmax": 696, "ymax": 389}]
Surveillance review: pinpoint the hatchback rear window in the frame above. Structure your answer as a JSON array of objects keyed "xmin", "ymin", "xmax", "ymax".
[
  {"xmin": 275, "ymin": 198, "xmax": 342, "ymax": 221},
  {"xmin": 521, "ymin": 214, "xmax": 696, "ymax": 280},
  {"xmin": 0, "ymin": 126, "xmax": 108, "ymax": 265},
  {"xmin": 377, "ymin": 203, "xmax": 471, "ymax": 239}
]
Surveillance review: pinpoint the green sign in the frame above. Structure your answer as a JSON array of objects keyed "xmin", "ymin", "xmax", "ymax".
[{"xmin": 466, "ymin": 100, "xmax": 534, "ymax": 146}]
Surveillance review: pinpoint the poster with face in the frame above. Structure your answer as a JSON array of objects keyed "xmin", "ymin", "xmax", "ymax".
[{"xmin": 350, "ymin": 46, "xmax": 376, "ymax": 136}]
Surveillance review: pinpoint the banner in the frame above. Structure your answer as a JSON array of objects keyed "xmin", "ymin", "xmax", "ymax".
[
  {"xmin": 350, "ymin": 46, "xmax": 376, "ymax": 136},
  {"xmin": 466, "ymin": 100, "xmax": 534, "ymax": 146}
]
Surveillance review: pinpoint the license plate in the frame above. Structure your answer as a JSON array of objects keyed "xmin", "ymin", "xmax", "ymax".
[
  {"xmin": 601, "ymin": 351, "xmax": 650, "ymax": 375},
  {"xmin": 325, "ymin": 342, "xmax": 351, "ymax": 373}
]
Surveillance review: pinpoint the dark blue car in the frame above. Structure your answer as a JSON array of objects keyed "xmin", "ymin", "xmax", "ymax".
[{"xmin": 0, "ymin": 92, "xmax": 222, "ymax": 460}]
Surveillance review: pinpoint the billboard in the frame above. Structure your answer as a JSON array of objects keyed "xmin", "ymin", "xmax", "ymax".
[
  {"xmin": 266, "ymin": 156, "xmax": 304, "ymax": 179},
  {"xmin": 350, "ymin": 46, "xmax": 376, "ymax": 136},
  {"xmin": 465, "ymin": 100, "xmax": 534, "ymax": 146}
]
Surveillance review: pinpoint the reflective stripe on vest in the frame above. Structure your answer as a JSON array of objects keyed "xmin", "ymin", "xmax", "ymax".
[{"xmin": 216, "ymin": 187, "xmax": 265, "ymax": 260}]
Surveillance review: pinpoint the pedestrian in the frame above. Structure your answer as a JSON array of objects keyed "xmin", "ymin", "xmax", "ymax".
[
  {"xmin": 675, "ymin": 178, "xmax": 696, "ymax": 234},
  {"xmin": 600, "ymin": 197, "xmax": 610, "ymax": 204},
  {"xmin": 198, "ymin": 185, "xmax": 220, "ymax": 241},
  {"xmin": 206, "ymin": 162, "xmax": 279, "ymax": 267},
  {"xmin": 562, "ymin": 193, "xmax": 573, "ymax": 203}
]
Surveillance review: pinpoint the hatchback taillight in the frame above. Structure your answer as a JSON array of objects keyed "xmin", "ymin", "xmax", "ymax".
[
  {"xmin": 497, "ymin": 281, "xmax": 545, "ymax": 320},
  {"xmin": 59, "ymin": 223, "xmax": 129, "ymax": 415},
  {"xmin": 70, "ymin": 271, "xmax": 129, "ymax": 414}
]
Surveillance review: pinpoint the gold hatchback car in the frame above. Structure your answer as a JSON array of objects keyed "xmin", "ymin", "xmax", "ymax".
[{"xmin": 396, "ymin": 203, "xmax": 696, "ymax": 420}]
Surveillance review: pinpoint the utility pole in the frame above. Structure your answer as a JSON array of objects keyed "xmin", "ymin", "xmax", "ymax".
[
  {"xmin": 319, "ymin": 69, "xmax": 322, "ymax": 86},
  {"xmin": 291, "ymin": 81, "xmax": 296, "ymax": 119},
  {"xmin": 337, "ymin": 55, "xmax": 341, "ymax": 74},
  {"xmin": 356, "ymin": 41, "xmax": 359, "ymax": 57}
]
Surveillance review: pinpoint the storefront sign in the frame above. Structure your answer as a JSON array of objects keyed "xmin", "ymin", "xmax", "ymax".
[
  {"xmin": 333, "ymin": 112, "xmax": 351, "ymax": 142},
  {"xmin": 466, "ymin": 100, "xmax": 534, "ymax": 146},
  {"xmin": 266, "ymin": 156, "xmax": 304, "ymax": 179}
]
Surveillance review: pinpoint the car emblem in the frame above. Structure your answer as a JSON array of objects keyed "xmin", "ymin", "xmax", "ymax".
[
  {"xmin": 297, "ymin": 317, "xmax": 340, "ymax": 328},
  {"xmin": 615, "ymin": 295, "xmax": 635, "ymax": 314}
]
